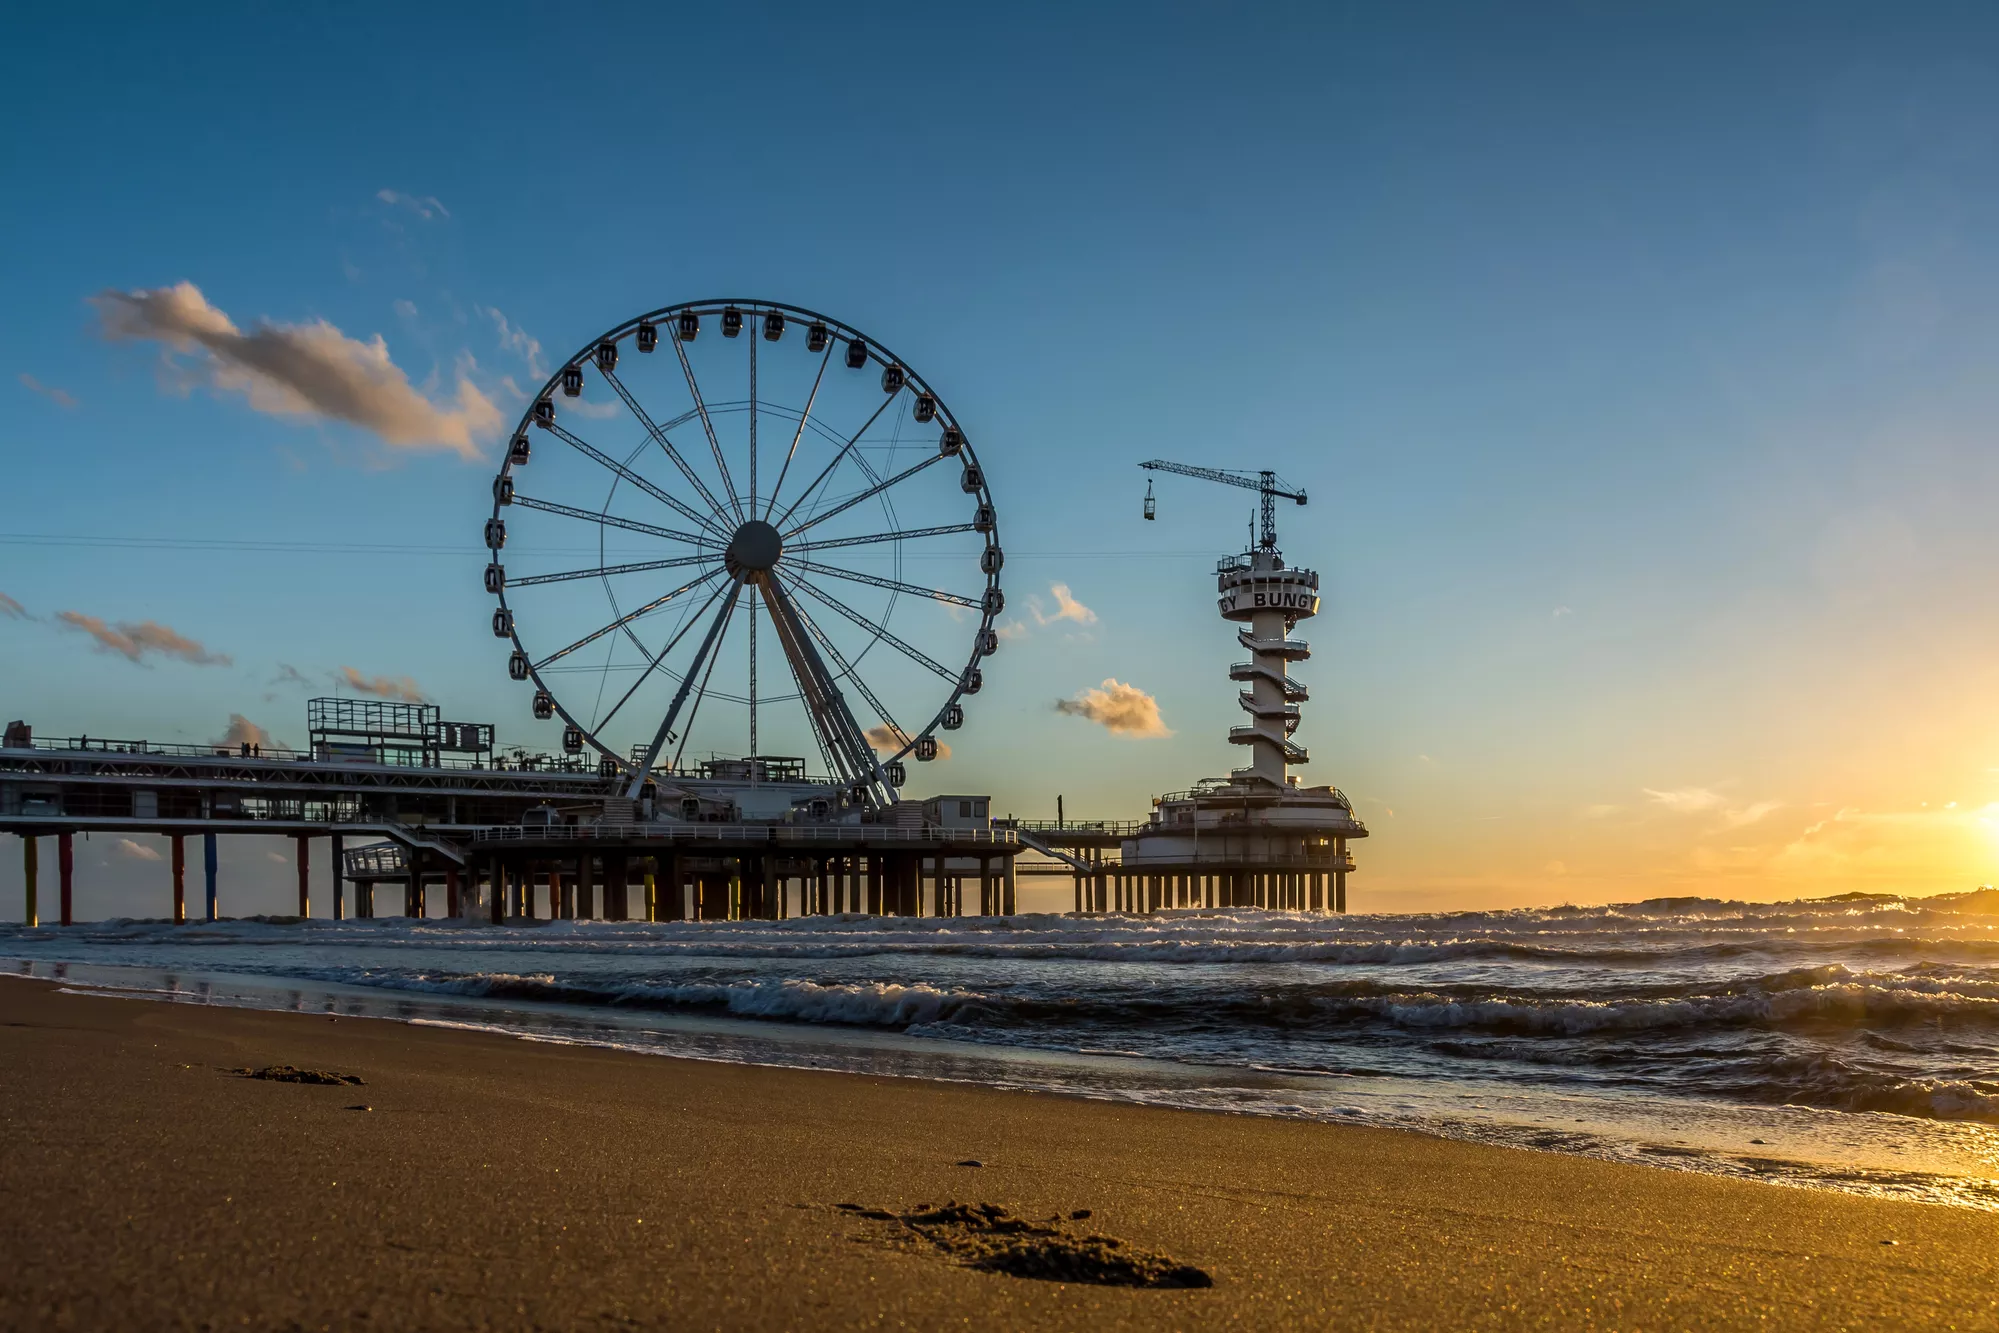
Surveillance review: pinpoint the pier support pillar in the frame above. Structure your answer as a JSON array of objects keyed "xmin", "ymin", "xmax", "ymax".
[
  {"xmin": 663, "ymin": 852, "xmax": 683, "ymax": 921},
  {"xmin": 446, "ymin": 865, "xmax": 461, "ymax": 918},
  {"xmin": 20, "ymin": 836, "xmax": 36, "ymax": 928},
  {"xmin": 170, "ymin": 835, "xmax": 185, "ymax": 923},
  {"xmin": 577, "ymin": 854, "xmax": 596, "ymax": 921},
  {"xmin": 203, "ymin": 832, "xmax": 218, "ymax": 922},
  {"xmin": 58, "ymin": 832, "xmax": 73, "ymax": 926},
  {"xmin": 329, "ymin": 833, "xmax": 343, "ymax": 921},
  {"xmin": 294, "ymin": 834, "xmax": 310, "ymax": 918},
  {"xmin": 489, "ymin": 859, "xmax": 506, "ymax": 925}
]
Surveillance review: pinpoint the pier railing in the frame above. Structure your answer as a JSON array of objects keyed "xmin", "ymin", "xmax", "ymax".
[
  {"xmin": 999, "ymin": 819, "xmax": 1150, "ymax": 836},
  {"xmin": 472, "ymin": 823, "xmax": 1019, "ymax": 846}
]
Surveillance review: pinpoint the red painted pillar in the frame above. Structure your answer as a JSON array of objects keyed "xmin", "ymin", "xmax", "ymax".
[
  {"xmin": 58, "ymin": 832, "xmax": 74, "ymax": 926},
  {"xmin": 170, "ymin": 835, "xmax": 186, "ymax": 924},
  {"xmin": 295, "ymin": 833, "xmax": 310, "ymax": 918}
]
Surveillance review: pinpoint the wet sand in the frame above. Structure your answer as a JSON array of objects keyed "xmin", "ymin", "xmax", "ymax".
[{"xmin": 1, "ymin": 978, "xmax": 1995, "ymax": 1330}]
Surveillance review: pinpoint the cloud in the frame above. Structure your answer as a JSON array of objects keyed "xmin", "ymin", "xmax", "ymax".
[
  {"xmin": 92, "ymin": 281, "xmax": 499, "ymax": 460},
  {"xmin": 111, "ymin": 837, "xmax": 162, "ymax": 862},
  {"xmin": 56, "ymin": 612, "xmax": 230, "ymax": 666},
  {"xmin": 1552, "ymin": 605, "xmax": 1572, "ymax": 619},
  {"xmin": 0, "ymin": 592, "xmax": 26, "ymax": 619},
  {"xmin": 392, "ymin": 298, "xmax": 419, "ymax": 320},
  {"xmin": 376, "ymin": 188, "xmax": 449, "ymax": 220},
  {"xmin": 1031, "ymin": 582, "xmax": 1097, "ymax": 627},
  {"xmin": 864, "ymin": 724, "xmax": 951, "ymax": 761},
  {"xmin": 1644, "ymin": 786, "xmax": 1783, "ymax": 828},
  {"xmin": 479, "ymin": 306, "xmax": 546, "ymax": 379},
  {"xmin": 1054, "ymin": 679, "xmax": 1172, "ymax": 737},
  {"xmin": 1643, "ymin": 786, "xmax": 1727, "ymax": 814},
  {"xmin": 270, "ymin": 662, "xmax": 312, "ymax": 689},
  {"xmin": 19, "ymin": 373, "xmax": 76, "ymax": 408},
  {"xmin": 994, "ymin": 620, "xmax": 1029, "ymax": 641},
  {"xmin": 1724, "ymin": 800, "xmax": 1784, "ymax": 828},
  {"xmin": 337, "ymin": 666, "xmax": 427, "ymax": 703},
  {"xmin": 214, "ymin": 714, "xmax": 276, "ymax": 750}
]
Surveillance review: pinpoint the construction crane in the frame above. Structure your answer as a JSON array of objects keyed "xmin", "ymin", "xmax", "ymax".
[{"xmin": 1139, "ymin": 460, "xmax": 1307, "ymax": 551}]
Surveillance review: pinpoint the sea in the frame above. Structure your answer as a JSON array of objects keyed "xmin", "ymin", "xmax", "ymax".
[{"xmin": 9, "ymin": 891, "xmax": 1999, "ymax": 1211}]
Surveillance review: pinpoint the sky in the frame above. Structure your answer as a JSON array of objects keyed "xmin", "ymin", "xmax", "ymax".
[{"xmin": 3, "ymin": 2, "xmax": 1998, "ymax": 917}]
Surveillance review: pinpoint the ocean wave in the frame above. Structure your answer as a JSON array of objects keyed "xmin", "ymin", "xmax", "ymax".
[{"xmin": 294, "ymin": 967, "xmax": 989, "ymax": 1028}]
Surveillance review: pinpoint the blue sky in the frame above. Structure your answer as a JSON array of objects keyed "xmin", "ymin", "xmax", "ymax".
[{"xmin": 5, "ymin": 3, "xmax": 1999, "ymax": 916}]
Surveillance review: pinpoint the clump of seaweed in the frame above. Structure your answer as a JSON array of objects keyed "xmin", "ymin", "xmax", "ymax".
[
  {"xmin": 233, "ymin": 1065, "xmax": 366, "ymax": 1086},
  {"xmin": 833, "ymin": 1200, "xmax": 1212, "ymax": 1289}
]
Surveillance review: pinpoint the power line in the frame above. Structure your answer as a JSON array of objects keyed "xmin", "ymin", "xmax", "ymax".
[{"xmin": 0, "ymin": 532, "xmax": 1220, "ymax": 560}]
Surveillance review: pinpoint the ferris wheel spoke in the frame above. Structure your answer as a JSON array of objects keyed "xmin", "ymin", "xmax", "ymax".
[
  {"xmin": 747, "ymin": 583, "xmax": 759, "ymax": 757},
  {"xmin": 770, "ymin": 393, "xmax": 901, "ymax": 530},
  {"xmin": 511, "ymin": 494, "xmax": 720, "ymax": 547},
  {"xmin": 669, "ymin": 590, "xmax": 742, "ymax": 771},
  {"xmin": 787, "ymin": 522, "xmax": 977, "ymax": 554},
  {"xmin": 783, "ymin": 557, "xmax": 981, "ymax": 609},
  {"xmin": 625, "ymin": 581, "xmax": 745, "ymax": 796},
  {"xmin": 782, "ymin": 453, "xmax": 946, "ymax": 540},
  {"xmin": 595, "ymin": 576, "xmax": 732, "ymax": 736},
  {"xmin": 509, "ymin": 551, "xmax": 718, "ymax": 588},
  {"xmin": 667, "ymin": 329, "xmax": 746, "ymax": 523},
  {"xmin": 762, "ymin": 340, "xmax": 834, "ymax": 521},
  {"xmin": 790, "ymin": 574, "xmax": 961, "ymax": 683},
  {"xmin": 748, "ymin": 321, "xmax": 758, "ymax": 514},
  {"xmin": 544, "ymin": 419, "xmax": 730, "ymax": 539},
  {"xmin": 595, "ymin": 367, "xmax": 734, "ymax": 529},
  {"xmin": 533, "ymin": 568, "xmax": 721, "ymax": 671}
]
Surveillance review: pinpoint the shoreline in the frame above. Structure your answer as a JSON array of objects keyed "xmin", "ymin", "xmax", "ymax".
[
  {"xmin": 3, "ymin": 979, "xmax": 1997, "ymax": 1329},
  {"xmin": 15, "ymin": 953, "xmax": 1999, "ymax": 1217}
]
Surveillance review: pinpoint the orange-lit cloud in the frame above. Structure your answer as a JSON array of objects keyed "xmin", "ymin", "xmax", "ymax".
[
  {"xmin": 337, "ymin": 666, "xmax": 427, "ymax": 703},
  {"xmin": 111, "ymin": 838, "xmax": 162, "ymax": 862},
  {"xmin": 1031, "ymin": 582, "xmax": 1097, "ymax": 627},
  {"xmin": 1055, "ymin": 679, "xmax": 1171, "ymax": 738},
  {"xmin": 0, "ymin": 592, "xmax": 26, "ymax": 619},
  {"xmin": 865, "ymin": 724, "xmax": 951, "ymax": 760},
  {"xmin": 56, "ymin": 612, "xmax": 230, "ymax": 666},
  {"xmin": 214, "ymin": 714, "xmax": 277, "ymax": 750},
  {"xmin": 93, "ymin": 281, "xmax": 499, "ymax": 459}
]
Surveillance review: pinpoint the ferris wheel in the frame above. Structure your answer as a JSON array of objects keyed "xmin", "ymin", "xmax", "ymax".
[{"xmin": 482, "ymin": 300, "xmax": 1002, "ymax": 810}]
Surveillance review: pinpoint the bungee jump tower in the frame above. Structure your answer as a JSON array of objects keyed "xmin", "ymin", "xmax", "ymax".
[{"xmin": 1111, "ymin": 462, "xmax": 1368, "ymax": 912}]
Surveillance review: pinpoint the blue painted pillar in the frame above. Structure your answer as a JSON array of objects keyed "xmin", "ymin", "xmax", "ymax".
[{"xmin": 203, "ymin": 832, "xmax": 218, "ymax": 921}]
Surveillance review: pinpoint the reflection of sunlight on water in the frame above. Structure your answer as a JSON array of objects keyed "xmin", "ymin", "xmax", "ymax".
[{"xmin": 18, "ymin": 958, "xmax": 1999, "ymax": 1213}]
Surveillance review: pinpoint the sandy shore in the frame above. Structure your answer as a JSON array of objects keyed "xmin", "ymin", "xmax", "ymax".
[{"xmin": 1, "ymin": 979, "xmax": 1995, "ymax": 1330}]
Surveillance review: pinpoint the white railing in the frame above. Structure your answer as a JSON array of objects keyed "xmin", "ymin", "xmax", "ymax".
[{"xmin": 473, "ymin": 822, "xmax": 1018, "ymax": 846}]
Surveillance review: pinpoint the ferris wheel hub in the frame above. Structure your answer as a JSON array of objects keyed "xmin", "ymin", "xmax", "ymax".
[{"xmin": 724, "ymin": 519, "xmax": 784, "ymax": 579}]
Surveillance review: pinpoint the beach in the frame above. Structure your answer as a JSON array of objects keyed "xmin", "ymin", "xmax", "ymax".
[{"xmin": 2, "ymin": 979, "xmax": 1995, "ymax": 1330}]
